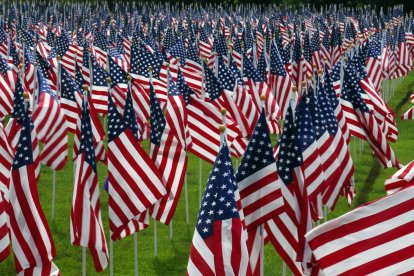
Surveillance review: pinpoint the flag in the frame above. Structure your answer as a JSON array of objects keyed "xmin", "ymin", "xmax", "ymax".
[
  {"xmin": 7, "ymin": 106, "xmax": 60, "ymax": 275},
  {"xmin": 187, "ymin": 140, "xmax": 252, "ymax": 276},
  {"xmin": 70, "ymin": 99, "xmax": 108, "ymax": 272},
  {"xmin": 236, "ymin": 109, "xmax": 284, "ymax": 231},
  {"xmin": 90, "ymin": 55, "xmax": 109, "ymax": 114},
  {"xmin": 305, "ymin": 184, "xmax": 414, "ymax": 275},
  {"xmin": 60, "ymin": 66, "xmax": 82, "ymax": 132},
  {"xmin": 343, "ymin": 65, "xmax": 401, "ymax": 169},
  {"xmin": 149, "ymin": 83, "xmax": 187, "ymax": 225},
  {"xmin": 385, "ymin": 160, "xmax": 414, "ymax": 195},
  {"xmin": 0, "ymin": 58, "xmax": 15, "ymax": 120},
  {"xmin": 107, "ymin": 93, "xmax": 166, "ymax": 240},
  {"xmin": 265, "ymin": 104, "xmax": 304, "ymax": 275},
  {"xmin": 235, "ymin": 109, "xmax": 284, "ymax": 275},
  {"xmin": 269, "ymin": 41, "xmax": 294, "ymax": 119},
  {"xmin": 32, "ymin": 70, "xmax": 68, "ymax": 170}
]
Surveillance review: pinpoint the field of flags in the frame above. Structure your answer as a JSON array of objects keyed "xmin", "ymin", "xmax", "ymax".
[{"xmin": 1, "ymin": 1, "xmax": 414, "ymax": 275}]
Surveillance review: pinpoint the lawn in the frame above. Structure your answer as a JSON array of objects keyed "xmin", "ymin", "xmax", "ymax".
[{"xmin": 1, "ymin": 73, "xmax": 414, "ymax": 275}]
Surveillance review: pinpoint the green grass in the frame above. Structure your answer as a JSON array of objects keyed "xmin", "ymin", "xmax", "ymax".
[{"xmin": 2, "ymin": 74, "xmax": 414, "ymax": 275}]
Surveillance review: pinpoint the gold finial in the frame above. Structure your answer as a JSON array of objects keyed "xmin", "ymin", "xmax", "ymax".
[
  {"xmin": 83, "ymin": 84, "xmax": 89, "ymax": 91},
  {"xmin": 127, "ymin": 75, "xmax": 132, "ymax": 82},
  {"xmin": 221, "ymin": 108, "xmax": 227, "ymax": 115},
  {"xmin": 219, "ymin": 125, "xmax": 226, "ymax": 133},
  {"xmin": 23, "ymin": 91, "xmax": 30, "ymax": 100},
  {"xmin": 106, "ymin": 77, "xmax": 112, "ymax": 84},
  {"xmin": 292, "ymin": 86, "xmax": 297, "ymax": 92},
  {"xmin": 260, "ymin": 94, "xmax": 266, "ymax": 101}
]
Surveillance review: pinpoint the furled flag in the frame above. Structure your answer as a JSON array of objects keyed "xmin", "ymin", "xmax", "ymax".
[
  {"xmin": 187, "ymin": 139, "xmax": 252, "ymax": 276},
  {"xmin": 60, "ymin": 66, "xmax": 83, "ymax": 132},
  {"xmin": 7, "ymin": 105, "xmax": 60, "ymax": 275},
  {"xmin": 149, "ymin": 82, "xmax": 187, "ymax": 225},
  {"xmin": 107, "ymin": 92, "xmax": 166, "ymax": 239},
  {"xmin": 306, "ymin": 184, "xmax": 414, "ymax": 275},
  {"xmin": 89, "ymin": 55, "xmax": 109, "ymax": 114},
  {"xmin": 32, "ymin": 70, "xmax": 68, "ymax": 170},
  {"xmin": 70, "ymin": 99, "xmax": 108, "ymax": 272}
]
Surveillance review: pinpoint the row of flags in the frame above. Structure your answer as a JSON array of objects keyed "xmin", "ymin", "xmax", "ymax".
[{"xmin": 0, "ymin": 1, "xmax": 413, "ymax": 275}]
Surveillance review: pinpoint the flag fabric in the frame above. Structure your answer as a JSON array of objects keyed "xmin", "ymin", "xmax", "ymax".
[
  {"xmin": 401, "ymin": 106, "xmax": 414, "ymax": 120},
  {"xmin": 0, "ymin": 57, "xmax": 16, "ymax": 120},
  {"xmin": 149, "ymin": 83, "xmax": 187, "ymax": 225},
  {"xmin": 385, "ymin": 160, "xmax": 414, "ymax": 195},
  {"xmin": 265, "ymin": 104, "xmax": 304, "ymax": 275},
  {"xmin": 32, "ymin": 70, "xmax": 68, "ymax": 170},
  {"xmin": 60, "ymin": 67, "xmax": 83, "ymax": 132},
  {"xmin": 236, "ymin": 109, "xmax": 284, "ymax": 231},
  {"xmin": 107, "ymin": 93, "xmax": 166, "ymax": 240},
  {"xmin": 343, "ymin": 64, "xmax": 401, "ymax": 169},
  {"xmin": 70, "ymin": 99, "xmax": 108, "ymax": 272},
  {"xmin": 7, "ymin": 106, "xmax": 60, "ymax": 275},
  {"xmin": 187, "ymin": 139, "xmax": 252, "ymax": 276},
  {"xmin": 305, "ymin": 184, "xmax": 414, "ymax": 276},
  {"xmin": 90, "ymin": 55, "xmax": 109, "ymax": 114},
  {"xmin": 269, "ymin": 41, "xmax": 294, "ymax": 119}
]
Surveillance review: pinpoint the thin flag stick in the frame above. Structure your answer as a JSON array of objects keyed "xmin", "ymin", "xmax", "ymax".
[
  {"xmin": 134, "ymin": 232, "xmax": 139, "ymax": 276},
  {"xmin": 82, "ymin": 247, "xmax": 87, "ymax": 276},
  {"xmin": 109, "ymin": 238, "xmax": 114, "ymax": 276},
  {"xmin": 184, "ymin": 174, "xmax": 189, "ymax": 224},
  {"xmin": 149, "ymin": 66, "xmax": 158, "ymax": 257}
]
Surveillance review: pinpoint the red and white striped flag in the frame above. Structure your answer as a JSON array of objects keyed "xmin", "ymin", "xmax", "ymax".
[
  {"xmin": 148, "ymin": 83, "xmax": 187, "ymax": 225},
  {"xmin": 32, "ymin": 70, "xmax": 68, "ymax": 170},
  {"xmin": 107, "ymin": 93, "xmax": 166, "ymax": 240},
  {"xmin": 187, "ymin": 141, "xmax": 252, "ymax": 275},
  {"xmin": 71, "ymin": 100, "xmax": 108, "ymax": 272},
  {"xmin": 306, "ymin": 184, "xmax": 414, "ymax": 275},
  {"xmin": 8, "ymin": 108, "xmax": 60, "ymax": 275}
]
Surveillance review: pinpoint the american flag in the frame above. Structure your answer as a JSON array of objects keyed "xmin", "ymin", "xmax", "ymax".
[
  {"xmin": 5, "ymin": 77, "xmax": 41, "ymax": 181},
  {"xmin": 236, "ymin": 108, "xmax": 284, "ymax": 231},
  {"xmin": 365, "ymin": 39, "xmax": 384, "ymax": 94},
  {"xmin": 291, "ymin": 33, "xmax": 305, "ymax": 92},
  {"xmin": 395, "ymin": 25, "xmax": 412, "ymax": 78},
  {"xmin": 311, "ymin": 30, "xmax": 321, "ymax": 71},
  {"xmin": 303, "ymin": 32, "xmax": 313, "ymax": 78},
  {"xmin": 71, "ymin": 99, "xmax": 108, "ymax": 272},
  {"xmin": 265, "ymin": 104, "xmax": 304, "ymax": 275},
  {"xmin": 206, "ymin": 60, "xmax": 250, "ymax": 139},
  {"xmin": 167, "ymin": 38, "xmax": 186, "ymax": 66},
  {"xmin": 7, "ymin": 106, "xmax": 60, "ymax": 275},
  {"xmin": 130, "ymin": 45, "xmax": 163, "ymax": 79},
  {"xmin": 0, "ymin": 57, "xmax": 15, "ymax": 120},
  {"xmin": 385, "ymin": 160, "xmax": 414, "ymax": 195},
  {"xmin": 343, "ymin": 65, "xmax": 401, "ymax": 169},
  {"xmin": 23, "ymin": 46, "xmax": 36, "ymax": 94},
  {"xmin": 320, "ymin": 32, "xmax": 331, "ymax": 69},
  {"xmin": 187, "ymin": 140, "xmax": 251, "ymax": 275},
  {"xmin": 318, "ymin": 83, "xmax": 355, "ymax": 208},
  {"xmin": 330, "ymin": 27, "xmax": 342, "ymax": 67},
  {"xmin": 149, "ymin": 82, "xmax": 187, "ymax": 224},
  {"xmin": 306, "ymin": 184, "xmax": 414, "ymax": 275},
  {"xmin": 107, "ymin": 93, "xmax": 166, "ymax": 240},
  {"xmin": 60, "ymin": 67, "xmax": 82, "ymax": 132},
  {"xmin": 0, "ymin": 124, "xmax": 13, "ymax": 263},
  {"xmin": 32, "ymin": 70, "xmax": 68, "ymax": 170},
  {"xmin": 242, "ymin": 55, "xmax": 281, "ymax": 133},
  {"xmin": 90, "ymin": 54, "xmax": 109, "ymax": 114},
  {"xmin": 269, "ymin": 41, "xmax": 293, "ymax": 119}
]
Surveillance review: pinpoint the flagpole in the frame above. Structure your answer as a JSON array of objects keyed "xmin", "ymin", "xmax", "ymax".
[
  {"xmin": 199, "ymin": 60, "xmax": 206, "ymax": 205},
  {"xmin": 51, "ymin": 55, "xmax": 62, "ymax": 222},
  {"xmin": 82, "ymin": 247, "xmax": 87, "ymax": 276},
  {"xmin": 149, "ymin": 65, "xmax": 158, "ymax": 257},
  {"xmin": 134, "ymin": 232, "xmax": 139, "ymax": 276}
]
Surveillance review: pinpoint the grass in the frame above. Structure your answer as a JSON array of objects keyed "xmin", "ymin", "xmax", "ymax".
[{"xmin": 2, "ymin": 74, "xmax": 414, "ymax": 275}]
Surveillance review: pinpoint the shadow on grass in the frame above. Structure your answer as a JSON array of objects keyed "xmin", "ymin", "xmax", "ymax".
[{"xmin": 152, "ymin": 224, "xmax": 193, "ymax": 275}]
